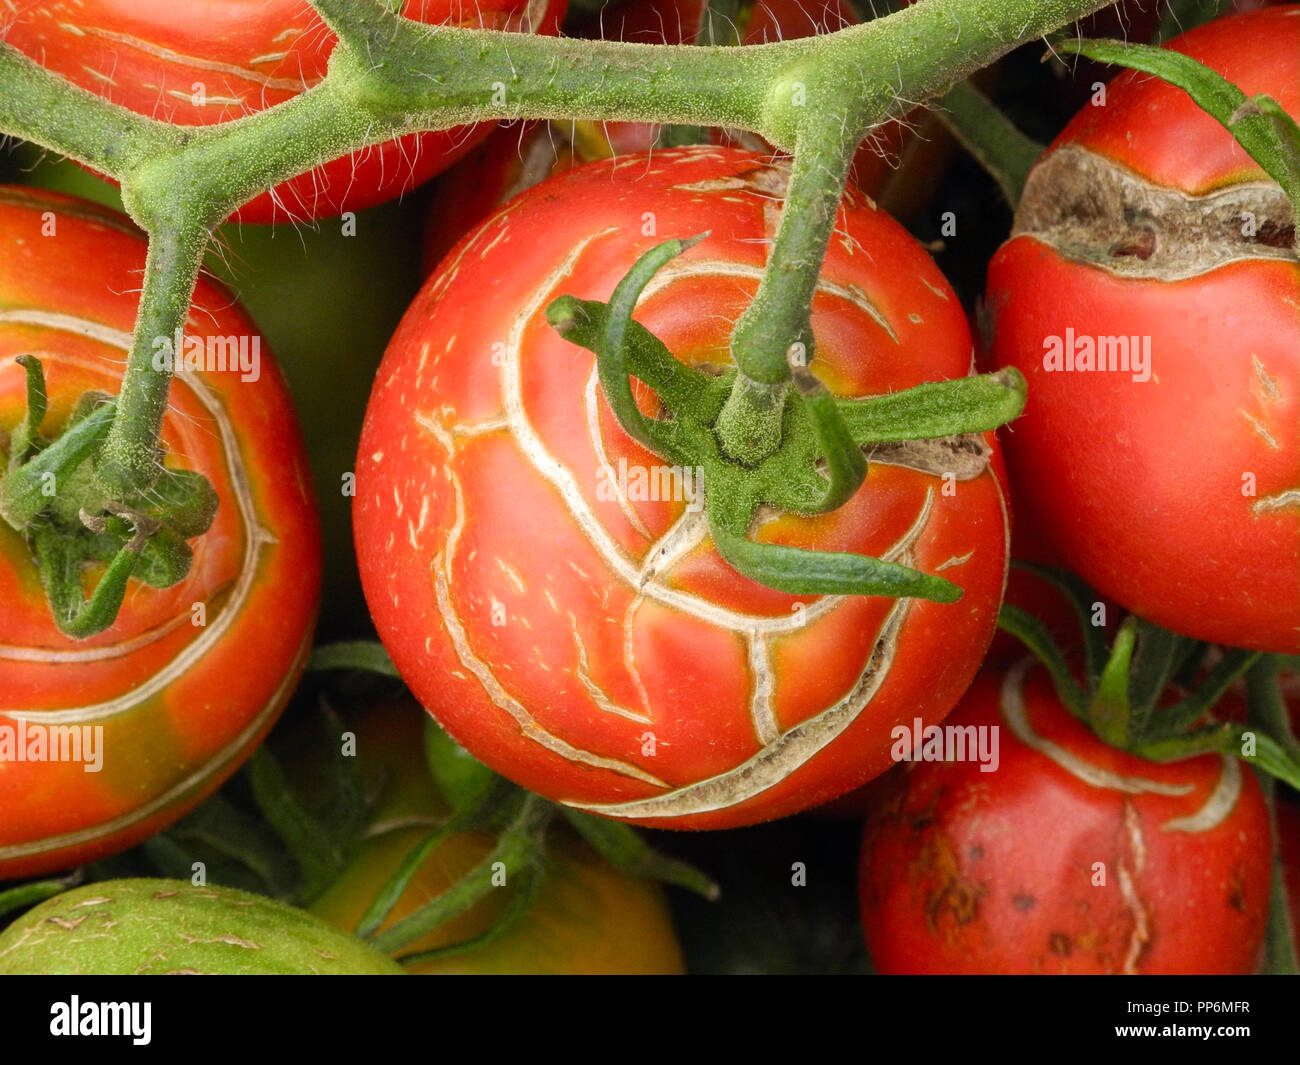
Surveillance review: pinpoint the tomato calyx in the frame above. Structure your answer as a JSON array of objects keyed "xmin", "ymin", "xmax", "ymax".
[
  {"xmin": 0, "ymin": 354, "xmax": 218, "ymax": 638},
  {"xmin": 998, "ymin": 561, "xmax": 1300, "ymax": 788},
  {"xmin": 547, "ymin": 235, "xmax": 1026, "ymax": 602},
  {"xmin": 294, "ymin": 642, "xmax": 719, "ymax": 962}
]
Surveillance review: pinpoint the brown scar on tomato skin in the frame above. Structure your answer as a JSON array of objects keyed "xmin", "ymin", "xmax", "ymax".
[
  {"xmin": 866, "ymin": 433, "xmax": 992, "ymax": 481},
  {"xmin": 1228, "ymin": 862, "xmax": 1248, "ymax": 913},
  {"xmin": 1014, "ymin": 145, "xmax": 1298, "ymax": 281},
  {"xmin": 905, "ymin": 825, "xmax": 987, "ymax": 944}
]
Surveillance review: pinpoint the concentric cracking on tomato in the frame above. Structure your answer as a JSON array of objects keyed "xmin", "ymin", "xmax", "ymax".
[
  {"xmin": 0, "ymin": 188, "xmax": 321, "ymax": 878},
  {"xmin": 356, "ymin": 147, "xmax": 1014, "ymax": 829}
]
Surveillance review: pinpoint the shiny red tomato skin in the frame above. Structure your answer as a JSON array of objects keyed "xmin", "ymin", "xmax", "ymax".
[
  {"xmin": 987, "ymin": 8, "xmax": 1300, "ymax": 653},
  {"xmin": 859, "ymin": 663, "xmax": 1272, "ymax": 974},
  {"xmin": 356, "ymin": 147, "xmax": 1009, "ymax": 831},
  {"xmin": 0, "ymin": 187, "xmax": 321, "ymax": 878},
  {"xmin": 2, "ymin": 0, "xmax": 567, "ymax": 223}
]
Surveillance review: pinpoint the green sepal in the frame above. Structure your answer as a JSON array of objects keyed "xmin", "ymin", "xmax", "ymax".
[
  {"xmin": 562, "ymin": 808, "xmax": 721, "ymax": 901},
  {"xmin": 141, "ymin": 467, "xmax": 219, "ymax": 538},
  {"xmin": 31, "ymin": 518, "xmax": 147, "ymax": 639},
  {"xmin": 366, "ymin": 792, "xmax": 553, "ymax": 956},
  {"xmin": 1087, "ymin": 618, "xmax": 1133, "ymax": 745},
  {"xmin": 995, "ymin": 601, "xmax": 1088, "ymax": 714},
  {"xmin": 790, "ymin": 364, "xmax": 866, "ymax": 514},
  {"xmin": 7, "ymin": 354, "xmax": 49, "ymax": 471},
  {"xmin": 1147, "ymin": 648, "xmax": 1261, "ymax": 741},
  {"xmin": 0, "ymin": 401, "xmax": 115, "ymax": 530},
  {"xmin": 308, "ymin": 639, "xmax": 403, "ymax": 678},
  {"xmin": 837, "ymin": 369, "xmax": 1026, "ymax": 444},
  {"xmin": 394, "ymin": 866, "xmax": 545, "ymax": 967},
  {"xmin": 1008, "ymin": 560, "xmax": 1109, "ymax": 691},
  {"xmin": 547, "ymin": 294, "xmax": 732, "ymax": 425},
  {"xmin": 707, "ymin": 491, "xmax": 961, "ymax": 602},
  {"xmin": 1133, "ymin": 723, "xmax": 1300, "ymax": 792}
]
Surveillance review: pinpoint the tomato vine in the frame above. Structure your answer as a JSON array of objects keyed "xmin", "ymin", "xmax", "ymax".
[{"xmin": 0, "ymin": 0, "xmax": 1115, "ymax": 635}]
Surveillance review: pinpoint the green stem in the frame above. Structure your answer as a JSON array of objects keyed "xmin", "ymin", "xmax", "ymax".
[
  {"xmin": 726, "ymin": 116, "xmax": 855, "ymax": 389},
  {"xmin": 933, "ymin": 80, "xmax": 1044, "ymax": 207},
  {"xmin": 368, "ymin": 793, "xmax": 552, "ymax": 955},
  {"xmin": 94, "ymin": 223, "xmax": 207, "ymax": 499},
  {"xmin": 0, "ymin": 46, "xmax": 176, "ymax": 175},
  {"xmin": 0, "ymin": 0, "xmax": 1119, "ymax": 633}
]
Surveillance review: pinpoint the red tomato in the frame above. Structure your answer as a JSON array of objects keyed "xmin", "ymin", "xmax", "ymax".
[
  {"xmin": 859, "ymin": 662, "xmax": 1272, "ymax": 974},
  {"xmin": 355, "ymin": 147, "xmax": 1009, "ymax": 830},
  {"xmin": 2, "ymin": 0, "xmax": 567, "ymax": 223},
  {"xmin": 987, "ymin": 7, "xmax": 1300, "ymax": 653},
  {"xmin": 0, "ymin": 187, "xmax": 321, "ymax": 878}
]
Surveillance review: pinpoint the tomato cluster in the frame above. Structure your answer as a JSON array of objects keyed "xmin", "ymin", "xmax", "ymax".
[{"xmin": 0, "ymin": 0, "xmax": 1296, "ymax": 979}]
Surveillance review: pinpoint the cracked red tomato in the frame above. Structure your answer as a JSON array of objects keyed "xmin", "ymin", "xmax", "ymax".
[
  {"xmin": 355, "ymin": 146, "xmax": 1009, "ymax": 831},
  {"xmin": 859, "ymin": 662, "xmax": 1272, "ymax": 974},
  {"xmin": 0, "ymin": 187, "xmax": 320, "ymax": 878},
  {"xmin": 987, "ymin": 6, "xmax": 1300, "ymax": 653},
  {"xmin": 3, "ymin": 0, "xmax": 567, "ymax": 223}
]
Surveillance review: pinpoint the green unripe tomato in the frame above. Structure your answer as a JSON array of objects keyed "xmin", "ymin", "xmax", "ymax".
[{"xmin": 0, "ymin": 880, "xmax": 404, "ymax": 975}]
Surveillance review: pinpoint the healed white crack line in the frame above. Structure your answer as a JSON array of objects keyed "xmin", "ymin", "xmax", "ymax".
[
  {"xmin": 0, "ymin": 612, "xmax": 189, "ymax": 664},
  {"xmin": 1123, "ymin": 798, "xmax": 1147, "ymax": 875},
  {"xmin": 747, "ymin": 636, "xmax": 779, "ymax": 746},
  {"xmin": 636, "ymin": 258, "xmax": 899, "ymax": 343},
  {"xmin": 76, "ymin": 25, "xmax": 311, "ymax": 92},
  {"xmin": 0, "ymin": 628, "xmax": 311, "ymax": 861},
  {"xmin": 565, "ymin": 583, "xmax": 913, "ymax": 819},
  {"xmin": 636, "ymin": 508, "xmax": 710, "ymax": 587},
  {"xmin": 1116, "ymin": 865, "xmax": 1151, "ymax": 975},
  {"xmin": 1253, "ymin": 488, "xmax": 1300, "ymax": 515},
  {"xmin": 1162, "ymin": 756, "xmax": 1241, "ymax": 833},
  {"xmin": 416, "ymin": 377, "xmax": 668, "ymax": 788},
  {"xmin": 620, "ymin": 594, "xmax": 654, "ymax": 720},
  {"xmin": 0, "ymin": 311, "xmax": 271, "ymax": 722},
  {"xmin": 568, "ymin": 614, "xmax": 653, "ymax": 725},
  {"xmin": 999, "ymin": 659, "xmax": 1192, "ymax": 797},
  {"xmin": 935, "ymin": 549, "xmax": 974, "ymax": 572},
  {"xmin": 1002, "ymin": 658, "xmax": 1243, "ymax": 832},
  {"xmin": 585, "ymin": 367, "xmax": 651, "ymax": 540},
  {"xmin": 1241, "ymin": 409, "xmax": 1280, "ymax": 450}
]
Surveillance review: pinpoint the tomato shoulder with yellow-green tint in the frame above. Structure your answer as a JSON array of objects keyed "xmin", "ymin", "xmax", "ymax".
[{"xmin": 303, "ymin": 698, "xmax": 685, "ymax": 975}]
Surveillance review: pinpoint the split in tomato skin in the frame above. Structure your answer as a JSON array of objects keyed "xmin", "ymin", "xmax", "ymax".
[
  {"xmin": 987, "ymin": 7, "xmax": 1300, "ymax": 654},
  {"xmin": 0, "ymin": 187, "xmax": 321, "ymax": 879},
  {"xmin": 356, "ymin": 146, "xmax": 1010, "ymax": 831},
  {"xmin": 1, "ymin": 0, "xmax": 568, "ymax": 223},
  {"xmin": 859, "ymin": 663, "xmax": 1272, "ymax": 975}
]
